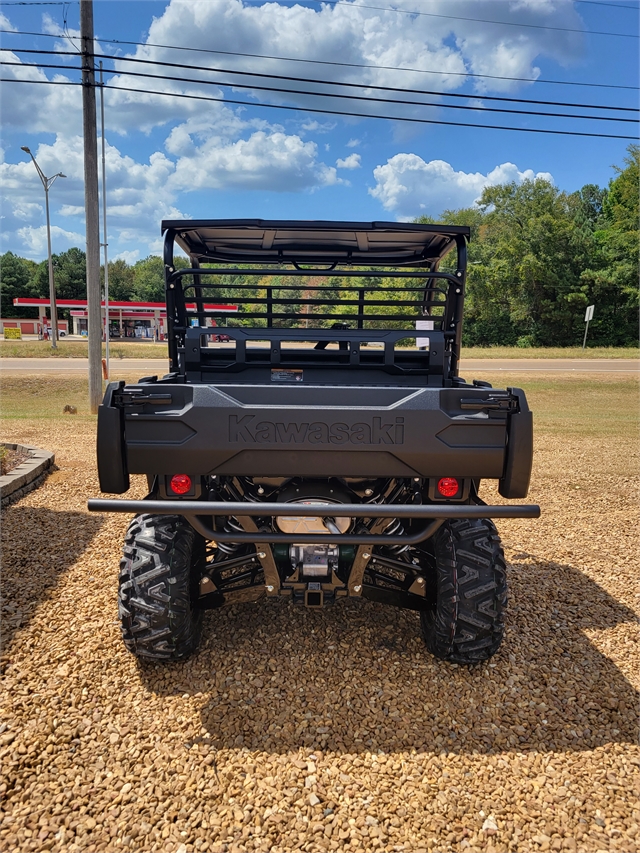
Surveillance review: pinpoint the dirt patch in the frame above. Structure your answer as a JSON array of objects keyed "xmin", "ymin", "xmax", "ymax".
[
  {"xmin": 0, "ymin": 373, "xmax": 638, "ymax": 853},
  {"xmin": 0, "ymin": 445, "xmax": 31, "ymax": 475}
]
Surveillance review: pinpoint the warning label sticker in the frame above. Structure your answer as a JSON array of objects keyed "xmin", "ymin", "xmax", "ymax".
[{"xmin": 271, "ymin": 369, "xmax": 303, "ymax": 383}]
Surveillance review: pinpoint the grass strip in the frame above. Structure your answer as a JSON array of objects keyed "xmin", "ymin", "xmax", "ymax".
[{"xmin": 1, "ymin": 340, "xmax": 638, "ymax": 360}]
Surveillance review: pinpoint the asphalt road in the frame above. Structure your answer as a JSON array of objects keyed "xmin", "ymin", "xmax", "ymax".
[{"xmin": 1, "ymin": 357, "xmax": 638, "ymax": 376}]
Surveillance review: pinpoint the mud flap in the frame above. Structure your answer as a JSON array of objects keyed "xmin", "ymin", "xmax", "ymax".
[
  {"xmin": 499, "ymin": 387, "xmax": 533, "ymax": 499},
  {"xmin": 97, "ymin": 381, "xmax": 130, "ymax": 494}
]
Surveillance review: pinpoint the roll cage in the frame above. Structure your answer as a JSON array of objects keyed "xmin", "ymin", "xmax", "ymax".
[{"xmin": 161, "ymin": 219, "xmax": 470, "ymax": 382}]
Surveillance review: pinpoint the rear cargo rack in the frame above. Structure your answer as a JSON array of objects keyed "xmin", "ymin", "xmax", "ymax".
[{"xmin": 183, "ymin": 327, "xmax": 451, "ymax": 381}]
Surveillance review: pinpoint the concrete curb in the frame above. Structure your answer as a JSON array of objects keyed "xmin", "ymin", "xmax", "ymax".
[{"xmin": 0, "ymin": 443, "xmax": 55, "ymax": 508}]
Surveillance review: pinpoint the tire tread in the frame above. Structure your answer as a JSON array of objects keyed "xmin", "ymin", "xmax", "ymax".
[
  {"xmin": 118, "ymin": 513, "xmax": 203, "ymax": 661},
  {"xmin": 420, "ymin": 518, "xmax": 507, "ymax": 664}
]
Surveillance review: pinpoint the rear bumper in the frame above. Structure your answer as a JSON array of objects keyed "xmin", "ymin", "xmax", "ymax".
[
  {"xmin": 87, "ymin": 498, "xmax": 540, "ymax": 545},
  {"xmin": 97, "ymin": 381, "xmax": 534, "ymax": 498}
]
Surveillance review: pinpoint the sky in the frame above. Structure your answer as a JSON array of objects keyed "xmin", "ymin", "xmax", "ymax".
[{"xmin": 0, "ymin": 0, "xmax": 638, "ymax": 264}]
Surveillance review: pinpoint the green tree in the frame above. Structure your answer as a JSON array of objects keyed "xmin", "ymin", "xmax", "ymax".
[
  {"xmin": 132, "ymin": 255, "xmax": 165, "ymax": 302},
  {"xmin": 415, "ymin": 208, "xmax": 516, "ymax": 345},
  {"xmin": 32, "ymin": 247, "xmax": 87, "ymax": 302},
  {"xmin": 0, "ymin": 252, "xmax": 38, "ymax": 318},
  {"xmin": 102, "ymin": 258, "xmax": 136, "ymax": 302},
  {"xmin": 131, "ymin": 255, "xmax": 191, "ymax": 303},
  {"xmin": 416, "ymin": 208, "xmax": 517, "ymax": 347},
  {"xmin": 475, "ymin": 178, "xmax": 589, "ymax": 346},
  {"xmin": 580, "ymin": 145, "xmax": 639, "ymax": 345},
  {"xmin": 571, "ymin": 183, "xmax": 608, "ymax": 229}
]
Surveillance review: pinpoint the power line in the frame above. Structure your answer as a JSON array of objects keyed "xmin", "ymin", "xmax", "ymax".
[
  {"xmin": 4, "ymin": 0, "xmax": 633, "ymax": 8},
  {"xmin": 84, "ymin": 83, "xmax": 640, "ymax": 140},
  {"xmin": 2, "ymin": 28, "xmax": 638, "ymax": 91},
  {"xmin": 2, "ymin": 76, "xmax": 636, "ymax": 140},
  {"xmin": 5, "ymin": 0, "xmax": 632, "ymax": 11},
  {"xmin": 6, "ymin": 58, "xmax": 636, "ymax": 125},
  {"xmin": 111, "ymin": 69, "xmax": 640, "ymax": 124},
  {"xmin": 576, "ymin": 0, "xmax": 638, "ymax": 7},
  {"xmin": 278, "ymin": 0, "xmax": 639, "ymax": 39},
  {"xmin": 8, "ymin": 49, "xmax": 638, "ymax": 114}
]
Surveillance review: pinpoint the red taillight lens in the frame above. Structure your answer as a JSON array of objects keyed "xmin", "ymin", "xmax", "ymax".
[
  {"xmin": 169, "ymin": 474, "xmax": 192, "ymax": 495},
  {"xmin": 437, "ymin": 477, "xmax": 459, "ymax": 498}
]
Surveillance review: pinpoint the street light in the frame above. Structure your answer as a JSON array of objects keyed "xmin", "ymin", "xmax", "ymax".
[{"xmin": 21, "ymin": 146, "xmax": 66, "ymax": 348}]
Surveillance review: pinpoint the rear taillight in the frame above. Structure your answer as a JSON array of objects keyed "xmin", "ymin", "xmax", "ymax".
[
  {"xmin": 437, "ymin": 477, "xmax": 460, "ymax": 498},
  {"xmin": 169, "ymin": 474, "xmax": 192, "ymax": 495}
]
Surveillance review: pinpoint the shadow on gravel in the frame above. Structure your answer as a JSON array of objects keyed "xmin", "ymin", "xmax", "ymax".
[
  {"xmin": 1, "ymin": 506, "xmax": 103, "ymax": 651},
  {"xmin": 138, "ymin": 555, "xmax": 638, "ymax": 756}
]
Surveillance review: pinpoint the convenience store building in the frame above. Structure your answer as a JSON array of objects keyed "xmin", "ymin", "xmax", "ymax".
[{"xmin": 12, "ymin": 298, "xmax": 237, "ymax": 339}]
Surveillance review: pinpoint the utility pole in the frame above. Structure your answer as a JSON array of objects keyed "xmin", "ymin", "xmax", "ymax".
[
  {"xmin": 99, "ymin": 62, "xmax": 110, "ymax": 380},
  {"xmin": 80, "ymin": 0, "xmax": 102, "ymax": 413},
  {"xmin": 20, "ymin": 147, "xmax": 65, "ymax": 349}
]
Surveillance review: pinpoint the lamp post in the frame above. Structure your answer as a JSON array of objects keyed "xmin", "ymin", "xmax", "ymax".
[{"xmin": 21, "ymin": 146, "xmax": 66, "ymax": 349}]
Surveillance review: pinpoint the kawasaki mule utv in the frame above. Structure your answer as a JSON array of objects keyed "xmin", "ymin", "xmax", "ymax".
[{"xmin": 89, "ymin": 220, "xmax": 538, "ymax": 664}]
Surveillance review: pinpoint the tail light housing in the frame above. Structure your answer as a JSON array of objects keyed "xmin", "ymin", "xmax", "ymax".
[
  {"xmin": 162, "ymin": 474, "xmax": 201, "ymax": 498},
  {"xmin": 169, "ymin": 474, "xmax": 192, "ymax": 495},
  {"xmin": 437, "ymin": 477, "xmax": 460, "ymax": 498},
  {"xmin": 428, "ymin": 477, "xmax": 468, "ymax": 501}
]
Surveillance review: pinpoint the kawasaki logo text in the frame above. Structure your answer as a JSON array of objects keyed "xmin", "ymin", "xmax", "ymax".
[{"xmin": 229, "ymin": 416, "xmax": 405, "ymax": 445}]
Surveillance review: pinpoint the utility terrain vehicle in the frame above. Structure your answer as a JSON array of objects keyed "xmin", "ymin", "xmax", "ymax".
[{"xmin": 89, "ymin": 220, "xmax": 539, "ymax": 664}]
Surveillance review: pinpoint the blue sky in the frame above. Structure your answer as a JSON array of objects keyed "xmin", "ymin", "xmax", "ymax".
[{"xmin": 1, "ymin": 0, "xmax": 638, "ymax": 263}]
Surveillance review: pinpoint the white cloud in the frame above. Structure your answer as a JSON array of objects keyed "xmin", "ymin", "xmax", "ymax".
[
  {"xmin": 0, "ymin": 0, "xmax": 587, "ymax": 145},
  {"xmin": 0, "ymin": 118, "xmax": 346, "ymax": 259},
  {"xmin": 370, "ymin": 154, "xmax": 554, "ymax": 218},
  {"xmin": 41, "ymin": 14, "xmax": 74, "ymax": 37},
  {"xmin": 170, "ymin": 130, "xmax": 342, "ymax": 193},
  {"xmin": 301, "ymin": 120, "xmax": 337, "ymax": 133},
  {"xmin": 0, "ymin": 135, "xmax": 189, "ymax": 258},
  {"xmin": 336, "ymin": 153, "xmax": 361, "ymax": 170},
  {"xmin": 164, "ymin": 110, "xmax": 240, "ymax": 156},
  {"xmin": 16, "ymin": 224, "xmax": 85, "ymax": 256},
  {"xmin": 347, "ymin": 139, "xmax": 361, "ymax": 148},
  {"xmin": 58, "ymin": 205, "xmax": 85, "ymax": 218},
  {"xmin": 0, "ymin": 49, "xmax": 84, "ymax": 136},
  {"xmin": 0, "ymin": 12, "xmax": 16, "ymax": 32},
  {"xmin": 113, "ymin": 250, "xmax": 141, "ymax": 265},
  {"xmin": 99, "ymin": 0, "xmax": 586, "ymax": 134},
  {"xmin": 12, "ymin": 202, "xmax": 43, "ymax": 222}
]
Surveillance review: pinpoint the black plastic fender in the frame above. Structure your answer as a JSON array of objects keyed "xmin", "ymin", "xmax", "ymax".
[
  {"xmin": 499, "ymin": 387, "xmax": 533, "ymax": 499},
  {"xmin": 97, "ymin": 381, "xmax": 129, "ymax": 494}
]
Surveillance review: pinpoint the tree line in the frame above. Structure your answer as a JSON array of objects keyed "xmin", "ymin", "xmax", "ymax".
[
  {"xmin": 1, "ymin": 145, "xmax": 637, "ymax": 347},
  {"xmin": 0, "ymin": 251, "xmax": 171, "ymax": 318},
  {"xmin": 421, "ymin": 144, "xmax": 638, "ymax": 347}
]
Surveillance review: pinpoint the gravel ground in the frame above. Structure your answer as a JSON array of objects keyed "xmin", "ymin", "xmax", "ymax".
[{"xmin": 1, "ymin": 375, "xmax": 639, "ymax": 853}]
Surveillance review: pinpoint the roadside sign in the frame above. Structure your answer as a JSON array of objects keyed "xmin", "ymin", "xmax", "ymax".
[{"xmin": 583, "ymin": 305, "xmax": 595, "ymax": 349}]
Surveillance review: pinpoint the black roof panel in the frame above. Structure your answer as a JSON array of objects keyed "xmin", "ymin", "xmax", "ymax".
[{"xmin": 162, "ymin": 219, "xmax": 469, "ymax": 267}]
